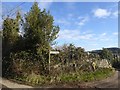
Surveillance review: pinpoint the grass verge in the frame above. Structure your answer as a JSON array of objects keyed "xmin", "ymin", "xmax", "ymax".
[{"xmin": 9, "ymin": 68, "xmax": 115, "ymax": 87}]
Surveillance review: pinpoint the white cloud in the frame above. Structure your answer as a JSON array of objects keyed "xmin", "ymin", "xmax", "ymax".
[
  {"xmin": 113, "ymin": 32, "xmax": 118, "ymax": 35},
  {"xmin": 56, "ymin": 19, "xmax": 70, "ymax": 25},
  {"xmin": 58, "ymin": 29, "xmax": 94, "ymax": 40},
  {"xmin": 113, "ymin": 11, "xmax": 118, "ymax": 17},
  {"xmin": 78, "ymin": 16, "xmax": 89, "ymax": 26},
  {"xmin": 57, "ymin": 29, "xmax": 117, "ymax": 51},
  {"xmin": 78, "ymin": 16, "xmax": 83, "ymax": 19},
  {"xmin": 68, "ymin": 13, "xmax": 73, "ymax": 17},
  {"xmin": 58, "ymin": 30, "xmax": 113, "ymax": 42},
  {"xmin": 58, "ymin": 29, "xmax": 80, "ymax": 40},
  {"xmin": 101, "ymin": 33, "xmax": 106, "ymax": 36},
  {"xmin": 38, "ymin": 1, "xmax": 53, "ymax": 10},
  {"xmin": 79, "ymin": 33, "xmax": 94, "ymax": 40},
  {"xmin": 95, "ymin": 33, "xmax": 108, "ymax": 41},
  {"xmin": 93, "ymin": 8, "xmax": 111, "ymax": 18},
  {"xmin": 0, "ymin": 18, "xmax": 3, "ymax": 30},
  {"xmin": 94, "ymin": 32, "xmax": 117, "ymax": 41},
  {"xmin": 91, "ymin": 43, "xmax": 98, "ymax": 46}
]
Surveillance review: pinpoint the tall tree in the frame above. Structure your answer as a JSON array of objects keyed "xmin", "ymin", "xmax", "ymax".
[
  {"xmin": 2, "ymin": 12, "xmax": 21, "ymax": 76},
  {"xmin": 24, "ymin": 2, "xmax": 59, "ymax": 54},
  {"xmin": 23, "ymin": 2, "xmax": 59, "ymax": 73},
  {"xmin": 2, "ymin": 12, "xmax": 21, "ymax": 56}
]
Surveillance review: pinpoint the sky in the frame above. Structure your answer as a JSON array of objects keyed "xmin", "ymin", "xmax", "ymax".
[{"xmin": 2, "ymin": 2, "xmax": 118, "ymax": 51}]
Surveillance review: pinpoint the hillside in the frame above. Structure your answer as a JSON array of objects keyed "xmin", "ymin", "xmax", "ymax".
[{"xmin": 90, "ymin": 47, "xmax": 120, "ymax": 56}]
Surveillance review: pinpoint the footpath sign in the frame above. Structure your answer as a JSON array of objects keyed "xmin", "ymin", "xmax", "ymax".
[
  {"xmin": 50, "ymin": 51, "xmax": 59, "ymax": 54},
  {"xmin": 48, "ymin": 50, "xmax": 59, "ymax": 72}
]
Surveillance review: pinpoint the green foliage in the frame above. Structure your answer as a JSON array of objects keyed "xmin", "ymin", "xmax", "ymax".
[
  {"xmin": 58, "ymin": 68, "xmax": 114, "ymax": 83},
  {"xmin": 24, "ymin": 2, "xmax": 59, "ymax": 52},
  {"xmin": 100, "ymin": 48, "xmax": 113, "ymax": 60},
  {"xmin": 12, "ymin": 68, "xmax": 114, "ymax": 86},
  {"xmin": 22, "ymin": 2, "xmax": 59, "ymax": 74},
  {"xmin": 25, "ymin": 74, "xmax": 46, "ymax": 85},
  {"xmin": 2, "ymin": 12, "xmax": 22, "ymax": 76},
  {"xmin": 49, "ymin": 43, "xmax": 99, "ymax": 75},
  {"xmin": 0, "ymin": 30, "xmax": 2, "ymax": 38},
  {"xmin": 112, "ymin": 58, "xmax": 120, "ymax": 69},
  {"xmin": 3, "ymin": 17, "xmax": 19, "ymax": 55},
  {"xmin": 2, "ymin": 2, "xmax": 115, "ymax": 86},
  {"xmin": 10, "ymin": 51, "xmax": 49, "ymax": 76},
  {"xmin": 2, "ymin": 2, "xmax": 59, "ymax": 77},
  {"xmin": 55, "ymin": 44, "xmax": 86, "ymax": 64}
]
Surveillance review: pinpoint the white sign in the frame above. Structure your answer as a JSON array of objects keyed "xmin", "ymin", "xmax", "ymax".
[{"xmin": 50, "ymin": 51, "xmax": 59, "ymax": 54}]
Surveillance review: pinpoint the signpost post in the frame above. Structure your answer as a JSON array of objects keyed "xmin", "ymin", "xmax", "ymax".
[{"xmin": 48, "ymin": 50, "xmax": 59, "ymax": 73}]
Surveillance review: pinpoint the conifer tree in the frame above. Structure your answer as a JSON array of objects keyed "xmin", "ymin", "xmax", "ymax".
[
  {"xmin": 24, "ymin": 2, "xmax": 59, "ymax": 53},
  {"xmin": 2, "ymin": 12, "xmax": 21, "ymax": 76},
  {"xmin": 3, "ymin": 12, "xmax": 21, "ymax": 55},
  {"xmin": 23, "ymin": 2, "xmax": 59, "ymax": 73}
]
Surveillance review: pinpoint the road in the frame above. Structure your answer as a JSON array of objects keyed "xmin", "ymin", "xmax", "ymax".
[
  {"xmin": 95, "ymin": 70, "xmax": 119, "ymax": 88},
  {"xmin": 0, "ymin": 77, "xmax": 32, "ymax": 89},
  {"xmin": 84, "ymin": 70, "xmax": 120, "ymax": 88}
]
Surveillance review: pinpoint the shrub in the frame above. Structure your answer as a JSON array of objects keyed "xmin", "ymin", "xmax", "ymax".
[{"xmin": 10, "ymin": 51, "xmax": 48, "ymax": 76}]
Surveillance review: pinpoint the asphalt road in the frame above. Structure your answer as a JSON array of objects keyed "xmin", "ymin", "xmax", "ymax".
[{"xmin": 85, "ymin": 70, "xmax": 120, "ymax": 88}]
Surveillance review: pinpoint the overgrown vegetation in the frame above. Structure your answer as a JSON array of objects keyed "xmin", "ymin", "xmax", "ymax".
[
  {"xmin": 2, "ymin": 2, "xmax": 119, "ymax": 86},
  {"xmin": 11, "ymin": 68, "xmax": 114, "ymax": 86}
]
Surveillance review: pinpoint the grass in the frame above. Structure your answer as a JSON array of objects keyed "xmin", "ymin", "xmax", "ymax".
[
  {"xmin": 56, "ymin": 68, "xmax": 114, "ymax": 83},
  {"xmin": 79, "ymin": 68, "xmax": 114, "ymax": 82},
  {"xmin": 11, "ymin": 68, "xmax": 115, "ymax": 86}
]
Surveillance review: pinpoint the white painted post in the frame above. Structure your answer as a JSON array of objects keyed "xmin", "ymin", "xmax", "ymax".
[
  {"xmin": 48, "ymin": 50, "xmax": 59, "ymax": 73},
  {"xmin": 49, "ymin": 49, "xmax": 50, "ymax": 73}
]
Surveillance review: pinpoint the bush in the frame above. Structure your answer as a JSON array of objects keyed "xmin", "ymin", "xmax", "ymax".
[
  {"xmin": 10, "ymin": 51, "xmax": 48, "ymax": 76},
  {"xmin": 112, "ymin": 59, "xmax": 120, "ymax": 69},
  {"xmin": 10, "ymin": 67, "xmax": 114, "ymax": 86}
]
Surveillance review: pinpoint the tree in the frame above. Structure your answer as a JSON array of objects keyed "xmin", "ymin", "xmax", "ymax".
[
  {"xmin": 0, "ymin": 30, "xmax": 2, "ymax": 38},
  {"xmin": 2, "ymin": 12, "xmax": 21, "ymax": 56},
  {"xmin": 75, "ymin": 47, "xmax": 85, "ymax": 61},
  {"xmin": 2, "ymin": 2, "xmax": 59, "ymax": 76},
  {"xmin": 24, "ymin": 2, "xmax": 59, "ymax": 53},
  {"xmin": 100, "ymin": 48, "xmax": 113, "ymax": 63},
  {"xmin": 23, "ymin": 2, "xmax": 59, "ymax": 74},
  {"xmin": 2, "ymin": 12, "xmax": 21, "ymax": 76},
  {"xmin": 68, "ymin": 44, "xmax": 76, "ymax": 61}
]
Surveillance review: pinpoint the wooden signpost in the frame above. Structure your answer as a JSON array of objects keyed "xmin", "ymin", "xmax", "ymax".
[
  {"xmin": 48, "ymin": 50, "xmax": 59, "ymax": 72},
  {"xmin": 50, "ymin": 51, "xmax": 59, "ymax": 54}
]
